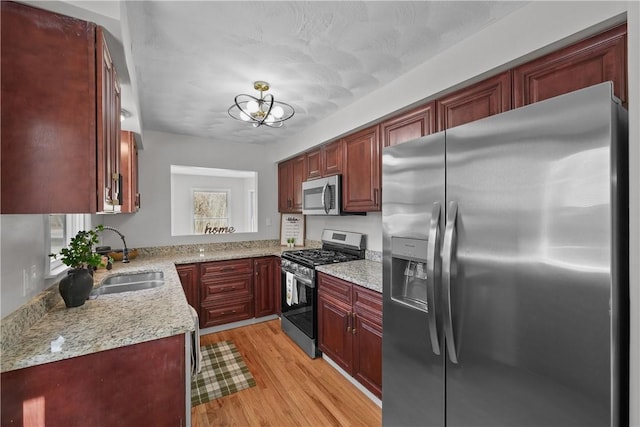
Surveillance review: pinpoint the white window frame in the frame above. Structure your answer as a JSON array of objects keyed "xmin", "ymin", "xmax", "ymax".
[
  {"xmin": 191, "ymin": 188, "xmax": 231, "ymax": 234},
  {"xmin": 45, "ymin": 214, "xmax": 91, "ymax": 278}
]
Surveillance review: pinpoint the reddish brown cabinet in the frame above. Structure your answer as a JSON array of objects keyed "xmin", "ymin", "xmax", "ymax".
[
  {"xmin": 254, "ymin": 256, "xmax": 279, "ymax": 318},
  {"xmin": 1, "ymin": 2, "xmax": 121, "ymax": 214},
  {"xmin": 176, "ymin": 263, "xmax": 199, "ymax": 309},
  {"xmin": 381, "ymin": 102, "xmax": 437, "ymax": 147},
  {"xmin": 120, "ymin": 130, "xmax": 140, "ymax": 213},
  {"xmin": 199, "ymin": 259, "xmax": 254, "ymax": 328},
  {"xmin": 305, "ymin": 148, "xmax": 322, "ymax": 180},
  {"xmin": 1, "ymin": 335, "xmax": 186, "ymax": 426},
  {"xmin": 278, "ymin": 154, "xmax": 306, "ymax": 213},
  {"xmin": 437, "ymin": 71, "xmax": 512, "ymax": 131},
  {"xmin": 321, "ymin": 139, "xmax": 344, "ymax": 177},
  {"xmin": 513, "ymin": 24, "xmax": 627, "ymax": 108},
  {"xmin": 342, "ymin": 126, "xmax": 381, "ymax": 212},
  {"xmin": 318, "ymin": 272, "xmax": 382, "ymax": 398}
]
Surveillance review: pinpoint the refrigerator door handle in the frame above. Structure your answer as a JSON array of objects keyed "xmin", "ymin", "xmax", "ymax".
[
  {"xmin": 426, "ymin": 202, "xmax": 442, "ymax": 355},
  {"xmin": 442, "ymin": 201, "xmax": 459, "ymax": 364}
]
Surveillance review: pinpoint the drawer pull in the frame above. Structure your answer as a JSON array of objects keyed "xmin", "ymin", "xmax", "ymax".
[
  {"xmin": 220, "ymin": 267, "xmax": 235, "ymax": 272},
  {"xmin": 221, "ymin": 310, "xmax": 237, "ymax": 316}
]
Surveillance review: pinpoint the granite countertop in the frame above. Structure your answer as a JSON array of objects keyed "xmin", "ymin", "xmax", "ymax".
[
  {"xmin": 316, "ymin": 259, "xmax": 383, "ymax": 293},
  {"xmin": 1, "ymin": 245, "xmax": 302, "ymax": 373}
]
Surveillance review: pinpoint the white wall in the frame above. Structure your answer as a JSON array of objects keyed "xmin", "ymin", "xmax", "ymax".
[{"xmin": 100, "ymin": 130, "xmax": 280, "ymax": 248}]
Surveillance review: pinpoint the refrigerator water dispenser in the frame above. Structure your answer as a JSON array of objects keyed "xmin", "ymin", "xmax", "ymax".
[{"xmin": 391, "ymin": 237, "xmax": 429, "ymax": 312}]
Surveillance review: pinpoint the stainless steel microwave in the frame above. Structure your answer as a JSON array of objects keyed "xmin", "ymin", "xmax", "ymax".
[{"xmin": 302, "ymin": 175, "xmax": 341, "ymax": 215}]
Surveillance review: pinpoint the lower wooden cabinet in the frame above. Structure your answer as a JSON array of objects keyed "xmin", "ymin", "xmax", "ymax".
[
  {"xmin": 1, "ymin": 335, "xmax": 186, "ymax": 426},
  {"xmin": 254, "ymin": 257, "xmax": 279, "ymax": 318},
  {"xmin": 177, "ymin": 257, "xmax": 279, "ymax": 329},
  {"xmin": 318, "ymin": 272, "xmax": 382, "ymax": 398},
  {"xmin": 176, "ymin": 263, "xmax": 198, "ymax": 309}
]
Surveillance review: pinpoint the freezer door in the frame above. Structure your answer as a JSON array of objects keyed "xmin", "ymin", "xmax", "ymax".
[
  {"xmin": 444, "ymin": 83, "xmax": 625, "ymax": 426},
  {"xmin": 382, "ymin": 132, "xmax": 445, "ymax": 426}
]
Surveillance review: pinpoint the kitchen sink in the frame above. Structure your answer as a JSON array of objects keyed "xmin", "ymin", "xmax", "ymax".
[{"xmin": 90, "ymin": 271, "xmax": 164, "ymax": 297}]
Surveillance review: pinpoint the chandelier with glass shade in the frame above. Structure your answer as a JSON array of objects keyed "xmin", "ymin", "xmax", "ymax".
[{"xmin": 228, "ymin": 81, "xmax": 295, "ymax": 128}]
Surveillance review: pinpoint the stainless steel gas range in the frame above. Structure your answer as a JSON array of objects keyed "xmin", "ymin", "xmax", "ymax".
[{"xmin": 280, "ymin": 229, "xmax": 366, "ymax": 358}]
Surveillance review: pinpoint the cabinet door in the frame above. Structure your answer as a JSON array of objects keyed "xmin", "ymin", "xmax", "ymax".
[
  {"xmin": 254, "ymin": 257, "xmax": 277, "ymax": 318},
  {"xmin": 120, "ymin": 131, "xmax": 139, "ymax": 213},
  {"xmin": 305, "ymin": 149, "xmax": 322, "ymax": 180},
  {"xmin": 318, "ymin": 293, "xmax": 353, "ymax": 373},
  {"xmin": 0, "ymin": 2, "xmax": 98, "ymax": 214},
  {"xmin": 321, "ymin": 139, "xmax": 343, "ymax": 176},
  {"xmin": 352, "ymin": 286, "xmax": 383, "ymax": 398},
  {"xmin": 381, "ymin": 102, "xmax": 437, "ymax": 147},
  {"xmin": 437, "ymin": 71, "xmax": 511, "ymax": 131},
  {"xmin": 176, "ymin": 263, "xmax": 198, "ymax": 309},
  {"xmin": 277, "ymin": 155, "xmax": 306, "ymax": 213},
  {"xmin": 97, "ymin": 26, "xmax": 121, "ymax": 213},
  {"xmin": 513, "ymin": 24, "xmax": 627, "ymax": 108},
  {"xmin": 342, "ymin": 126, "xmax": 381, "ymax": 212},
  {"xmin": 1, "ymin": 334, "xmax": 185, "ymax": 426},
  {"xmin": 352, "ymin": 314, "xmax": 383, "ymax": 398}
]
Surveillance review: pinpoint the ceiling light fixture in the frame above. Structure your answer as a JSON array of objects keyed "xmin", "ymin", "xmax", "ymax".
[{"xmin": 228, "ymin": 81, "xmax": 294, "ymax": 128}]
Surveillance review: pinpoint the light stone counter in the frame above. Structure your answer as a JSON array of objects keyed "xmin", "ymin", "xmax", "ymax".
[
  {"xmin": 316, "ymin": 259, "xmax": 383, "ymax": 293},
  {"xmin": 1, "ymin": 244, "xmax": 312, "ymax": 373}
]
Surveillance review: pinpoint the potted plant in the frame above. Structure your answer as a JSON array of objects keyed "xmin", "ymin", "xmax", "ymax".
[{"xmin": 49, "ymin": 225, "xmax": 106, "ymax": 308}]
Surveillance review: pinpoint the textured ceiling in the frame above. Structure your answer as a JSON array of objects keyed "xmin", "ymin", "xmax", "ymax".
[{"xmin": 125, "ymin": 1, "xmax": 526, "ymax": 145}]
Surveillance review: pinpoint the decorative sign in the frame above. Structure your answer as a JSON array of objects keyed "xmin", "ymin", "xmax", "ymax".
[
  {"xmin": 203, "ymin": 224, "xmax": 235, "ymax": 234},
  {"xmin": 280, "ymin": 214, "xmax": 305, "ymax": 246}
]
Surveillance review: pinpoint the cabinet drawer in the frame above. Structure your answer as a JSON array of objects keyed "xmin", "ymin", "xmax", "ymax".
[
  {"xmin": 200, "ymin": 298, "xmax": 253, "ymax": 328},
  {"xmin": 353, "ymin": 286, "xmax": 382, "ymax": 327},
  {"xmin": 200, "ymin": 259, "xmax": 253, "ymax": 279},
  {"xmin": 201, "ymin": 275, "xmax": 252, "ymax": 303},
  {"xmin": 318, "ymin": 273, "xmax": 352, "ymax": 305}
]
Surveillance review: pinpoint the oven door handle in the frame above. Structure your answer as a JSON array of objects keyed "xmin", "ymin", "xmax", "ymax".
[{"xmin": 281, "ymin": 270, "xmax": 314, "ymax": 287}]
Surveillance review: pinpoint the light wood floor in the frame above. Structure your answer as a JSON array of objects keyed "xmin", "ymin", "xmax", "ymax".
[{"xmin": 192, "ymin": 319, "xmax": 382, "ymax": 427}]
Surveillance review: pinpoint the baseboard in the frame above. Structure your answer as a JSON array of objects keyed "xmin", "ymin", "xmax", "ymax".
[
  {"xmin": 199, "ymin": 314, "xmax": 279, "ymax": 336},
  {"xmin": 322, "ymin": 354, "xmax": 382, "ymax": 408}
]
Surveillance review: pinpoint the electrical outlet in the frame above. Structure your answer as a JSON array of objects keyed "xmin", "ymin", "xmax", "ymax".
[
  {"xmin": 29, "ymin": 265, "xmax": 38, "ymax": 292},
  {"xmin": 22, "ymin": 269, "xmax": 29, "ymax": 296}
]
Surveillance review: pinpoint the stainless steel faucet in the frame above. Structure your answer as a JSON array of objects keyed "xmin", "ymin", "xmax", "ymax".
[{"xmin": 103, "ymin": 226, "xmax": 130, "ymax": 263}]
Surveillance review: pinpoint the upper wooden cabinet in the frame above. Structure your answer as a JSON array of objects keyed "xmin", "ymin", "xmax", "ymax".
[
  {"xmin": 437, "ymin": 71, "xmax": 512, "ymax": 131},
  {"xmin": 120, "ymin": 131, "xmax": 140, "ymax": 213},
  {"xmin": 97, "ymin": 27, "xmax": 122, "ymax": 213},
  {"xmin": 305, "ymin": 139, "xmax": 344, "ymax": 181},
  {"xmin": 305, "ymin": 148, "xmax": 322, "ymax": 180},
  {"xmin": 278, "ymin": 154, "xmax": 306, "ymax": 213},
  {"xmin": 342, "ymin": 126, "xmax": 381, "ymax": 212},
  {"xmin": 0, "ymin": 2, "xmax": 121, "ymax": 214},
  {"xmin": 321, "ymin": 139, "xmax": 344, "ymax": 177},
  {"xmin": 381, "ymin": 102, "xmax": 437, "ymax": 147},
  {"xmin": 513, "ymin": 24, "xmax": 627, "ymax": 109}
]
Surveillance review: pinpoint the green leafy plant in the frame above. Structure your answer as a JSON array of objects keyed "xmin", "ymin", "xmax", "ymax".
[{"xmin": 49, "ymin": 225, "xmax": 106, "ymax": 270}]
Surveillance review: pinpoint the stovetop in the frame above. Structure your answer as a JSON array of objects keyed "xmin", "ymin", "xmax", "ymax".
[{"xmin": 281, "ymin": 248, "xmax": 362, "ymax": 267}]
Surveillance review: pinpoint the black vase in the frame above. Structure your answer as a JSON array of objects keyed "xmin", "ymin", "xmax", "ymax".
[{"xmin": 59, "ymin": 268, "xmax": 94, "ymax": 308}]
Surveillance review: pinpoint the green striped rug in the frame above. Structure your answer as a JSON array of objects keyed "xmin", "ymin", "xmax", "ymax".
[{"xmin": 191, "ymin": 340, "xmax": 256, "ymax": 406}]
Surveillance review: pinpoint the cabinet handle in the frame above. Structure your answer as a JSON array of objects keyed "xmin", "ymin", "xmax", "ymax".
[
  {"xmin": 374, "ymin": 188, "xmax": 379, "ymax": 206},
  {"xmin": 352, "ymin": 313, "xmax": 357, "ymax": 335},
  {"xmin": 112, "ymin": 172, "xmax": 120, "ymax": 181},
  {"xmin": 220, "ymin": 267, "xmax": 235, "ymax": 272},
  {"xmin": 346, "ymin": 311, "xmax": 352, "ymax": 333}
]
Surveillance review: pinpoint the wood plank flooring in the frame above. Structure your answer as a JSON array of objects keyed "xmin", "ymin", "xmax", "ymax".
[{"xmin": 192, "ymin": 319, "xmax": 381, "ymax": 427}]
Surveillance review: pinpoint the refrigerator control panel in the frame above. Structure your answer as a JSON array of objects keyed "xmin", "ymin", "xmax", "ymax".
[{"xmin": 391, "ymin": 237, "xmax": 428, "ymax": 262}]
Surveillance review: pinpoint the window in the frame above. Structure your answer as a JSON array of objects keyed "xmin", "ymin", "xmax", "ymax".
[
  {"xmin": 46, "ymin": 214, "xmax": 91, "ymax": 277},
  {"xmin": 193, "ymin": 190, "xmax": 229, "ymax": 234}
]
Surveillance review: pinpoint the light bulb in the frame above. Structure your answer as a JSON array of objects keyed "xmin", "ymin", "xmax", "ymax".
[
  {"xmin": 246, "ymin": 100, "xmax": 259, "ymax": 113},
  {"xmin": 271, "ymin": 105, "xmax": 284, "ymax": 119}
]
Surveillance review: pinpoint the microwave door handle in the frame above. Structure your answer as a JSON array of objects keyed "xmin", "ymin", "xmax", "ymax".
[{"xmin": 321, "ymin": 182, "xmax": 330, "ymax": 214}]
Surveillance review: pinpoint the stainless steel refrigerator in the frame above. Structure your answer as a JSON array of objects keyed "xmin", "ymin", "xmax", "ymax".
[{"xmin": 382, "ymin": 82, "xmax": 628, "ymax": 426}]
